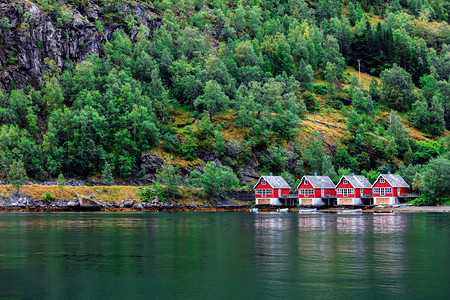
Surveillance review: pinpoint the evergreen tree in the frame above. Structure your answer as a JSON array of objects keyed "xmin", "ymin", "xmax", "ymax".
[
  {"xmin": 390, "ymin": 0, "xmax": 403, "ymax": 13},
  {"xmin": 355, "ymin": 3, "xmax": 364, "ymax": 21},
  {"xmin": 194, "ymin": 80, "xmax": 231, "ymax": 118},
  {"xmin": 369, "ymin": 78, "xmax": 381, "ymax": 102},
  {"xmin": 316, "ymin": 0, "xmax": 343, "ymax": 20},
  {"xmin": 303, "ymin": 131, "xmax": 326, "ymax": 174},
  {"xmin": 387, "ymin": 110, "xmax": 410, "ymax": 153},
  {"xmin": 429, "ymin": 96, "xmax": 445, "ymax": 135},
  {"xmin": 380, "ymin": 64, "xmax": 415, "ymax": 111},
  {"xmin": 322, "ymin": 155, "xmax": 338, "ymax": 182},
  {"xmin": 57, "ymin": 173, "xmax": 65, "ymax": 196},
  {"xmin": 324, "ymin": 62, "xmax": 337, "ymax": 101},
  {"xmin": 154, "ymin": 156, "xmax": 181, "ymax": 201},
  {"xmin": 102, "ymin": 162, "xmax": 114, "ymax": 186},
  {"xmin": 43, "ymin": 77, "xmax": 64, "ymax": 110},
  {"xmin": 281, "ymin": 170, "xmax": 297, "ymax": 193},
  {"xmin": 333, "ymin": 145, "xmax": 359, "ymax": 172},
  {"xmin": 214, "ymin": 130, "xmax": 226, "ymax": 157},
  {"xmin": 422, "ymin": 157, "xmax": 450, "ymax": 202},
  {"xmin": 412, "ymin": 98, "xmax": 430, "ymax": 129},
  {"xmin": 412, "ymin": 172, "xmax": 424, "ymax": 193},
  {"xmin": 187, "ymin": 162, "xmax": 239, "ymax": 200},
  {"xmin": 322, "ymin": 35, "xmax": 346, "ymax": 78},
  {"xmin": 347, "ymin": 3, "xmax": 357, "ymax": 25},
  {"xmin": 8, "ymin": 159, "xmax": 28, "ymax": 191},
  {"xmin": 297, "ymin": 60, "xmax": 314, "ymax": 90}
]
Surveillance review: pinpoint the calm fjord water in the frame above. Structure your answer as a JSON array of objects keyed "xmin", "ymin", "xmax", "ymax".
[{"xmin": 0, "ymin": 212, "xmax": 448, "ymax": 299}]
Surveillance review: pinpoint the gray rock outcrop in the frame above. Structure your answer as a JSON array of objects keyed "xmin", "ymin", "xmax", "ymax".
[{"xmin": 0, "ymin": 0, "xmax": 160, "ymax": 92}]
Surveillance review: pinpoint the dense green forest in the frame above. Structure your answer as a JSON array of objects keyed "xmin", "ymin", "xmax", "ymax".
[{"xmin": 0, "ymin": 0, "xmax": 449, "ymax": 204}]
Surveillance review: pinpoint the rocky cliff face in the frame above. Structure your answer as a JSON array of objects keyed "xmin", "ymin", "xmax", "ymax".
[{"xmin": 0, "ymin": 0, "xmax": 159, "ymax": 92}]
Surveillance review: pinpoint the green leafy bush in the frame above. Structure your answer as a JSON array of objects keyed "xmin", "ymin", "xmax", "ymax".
[
  {"xmin": 313, "ymin": 84, "xmax": 328, "ymax": 95},
  {"xmin": 41, "ymin": 191, "xmax": 56, "ymax": 202},
  {"xmin": 138, "ymin": 187, "xmax": 154, "ymax": 202}
]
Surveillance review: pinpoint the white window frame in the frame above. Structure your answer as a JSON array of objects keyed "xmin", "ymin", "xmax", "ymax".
[
  {"xmin": 379, "ymin": 187, "xmax": 392, "ymax": 196},
  {"xmin": 304, "ymin": 179, "xmax": 309, "ymax": 185},
  {"xmin": 299, "ymin": 189, "xmax": 314, "ymax": 197},
  {"xmin": 343, "ymin": 179, "xmax": 348, "ymax": 184},
  {"xmin": 261, "ymin": 179, "xmax": 266, "ymax": 185},
  {"xmin": 338, "ymin": 188, "xmax": 354, "ymax": 197},
  {"xmin": 380, "ymin": 178, "xmax": 385, "ymax": 183},
  {"xmin": 256, "ymin": 189, "xmax": 272, "ymax": 197}
]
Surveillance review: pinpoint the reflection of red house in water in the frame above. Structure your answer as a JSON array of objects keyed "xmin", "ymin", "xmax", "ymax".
[
  {"xmin": 297, "ymin": 175, "xmax": 336, "ymax": 206},
  {"xmin": 335, "ymin": 175, "xmax": 372, "ymax": 205},
  {"xmin": 372, "ymin": 174, "xmax": 409, "ymax": 205},
  {"xmin": 253, "ymin": 176, "xmax": 291, "ymax": 206}
]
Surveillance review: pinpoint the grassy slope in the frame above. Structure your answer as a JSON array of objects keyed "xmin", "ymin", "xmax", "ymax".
[{"xmin": 0, "ymin": 184, "xmax": 217, "ymax": 204}]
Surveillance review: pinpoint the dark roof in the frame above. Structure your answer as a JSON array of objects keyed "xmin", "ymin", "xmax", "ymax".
[
  {"xmin": 297, "ymin": 176, "xmax": 335, "ymax": 189},
  {"xmin": 253, "ymin": 176, "xmax": 291, "ymax": 189},
  {"xmin": 338, "ymin": 175, "xmax": 372, "ymax": 188},
  {"xmin": 375, "ymin": 174, "xmax": 409, "ymax": 188}
]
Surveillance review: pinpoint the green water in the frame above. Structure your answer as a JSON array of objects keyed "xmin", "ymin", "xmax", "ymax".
[{"xmin": 0, "ymin": 212, "xmax": 448, "ymax": 299}]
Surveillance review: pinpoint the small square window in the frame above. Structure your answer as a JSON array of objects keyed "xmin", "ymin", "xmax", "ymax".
[
  {"xmin": 343, "ymin": 179, "xmax": 348, "ymax": 184},
  {"xmin": 380, "ymin": 178, "xmax": 385, "ymax": 183},
  {"xmin": 261, "ymin": 179, "xmax": 266, "ymax": 185},
  {"xmin": 304, "ymin": 179, "xmax": 308, "ymax": 185}
]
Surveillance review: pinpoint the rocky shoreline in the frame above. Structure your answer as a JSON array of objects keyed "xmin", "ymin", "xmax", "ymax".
[
  {"xmin": 1, "ymin": 194, "xmax": 449, "ymax": 213},
  {"xmin": 0, "ymin": 194, "xmax": 252, "ymax": 212}
]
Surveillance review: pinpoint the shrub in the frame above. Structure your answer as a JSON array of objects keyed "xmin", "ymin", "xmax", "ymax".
[
  {"xmin": 138, "ymin": 187, "xmax": 154, "ymax": 202},
  {"xmin": 41, "ymin": 191, "xmax": 56, "ymax": 202},
  {"xmin": 313, "ymin": 84, "xmax": 328, "ymax": 95},
  {"xmin": 333, "ymin": 100, "xmax": 344, "ymax": 110},
  {"xmin": 412, "ymin": 195, "xmax": 435, "ymax": 206}
]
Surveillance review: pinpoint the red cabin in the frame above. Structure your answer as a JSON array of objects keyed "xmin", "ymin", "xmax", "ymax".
[
  {"xmin": 335, "ymin": 175, "xmax": 372, "ymax": 205},
  {"xmin": 372, "ymin": 174, "xmax": 409, "ymax": 205},
  {"xmin": 297, "ymin": 175, "xmax": 335, "ymax": 206},
  {"xmin": 253, "ymin": 176, "xmax": 291, "ymax": 206}
]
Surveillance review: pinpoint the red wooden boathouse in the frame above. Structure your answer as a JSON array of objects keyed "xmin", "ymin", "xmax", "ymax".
[
  {"xmin": 335, "ymin": 175, "xmax": 372, "ymax": 205},
  {"xmin": 253, "ymin": 176, "xmax": 291, "ymax": 206},
  {"xmin": 372, "ymin": 174, "xmax": 410, "ymax": 205},
  {"xmin": 297, "ymin": 175, "xmax": 336, "ymax": 206}
]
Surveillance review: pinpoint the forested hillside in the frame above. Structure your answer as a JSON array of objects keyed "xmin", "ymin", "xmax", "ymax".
[{"xmin": 0, "ymin": 0, "xmax": 449, "ymax": 203}]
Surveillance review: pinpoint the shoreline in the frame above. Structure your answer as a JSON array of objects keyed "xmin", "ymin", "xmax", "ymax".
[
  {"xmin": 0, "ymin": 205, "xmax": 449, "ymax": 213},
  {"xmin": 0, "ymin": 187, "xmax": 448, "ymax": 213}
]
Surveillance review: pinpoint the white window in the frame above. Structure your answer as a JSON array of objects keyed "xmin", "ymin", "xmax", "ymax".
[
  {"xmin": 304, "ymin": 179, "xmax": 309, "ymax": 185},
  {"xmin": 255, "ymin": 189, "xmax": 272, "ymax": 197},
  {"xmin": 379, "ymin": 187, "xmax": 391, "ymax": 196},
  {"xmin": 299, "ymin": 189, "xmax": 314, "ymax": 196},
  {"xmin": 380, "ymin": 178, "xmax": 385, "ymax": 183},
  {"xmin": 343, "ymin": 179, "xmax": 348, "ymax": 184},
  {"xmin": 338, "ymin": 189, "xmax": 354, "ymax": 197},
  {"xmin": 261, "ymin": 179, "xmax": 266, "ymax": 185},
  {"xmin": 374, "ymin": 188, "xmax": 380, "ymax": 194}
]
